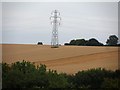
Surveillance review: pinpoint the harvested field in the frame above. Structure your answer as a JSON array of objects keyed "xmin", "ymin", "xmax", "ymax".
[{"xmin": 2, "ymin": 44, "xmax": 119, "ymax": 74}]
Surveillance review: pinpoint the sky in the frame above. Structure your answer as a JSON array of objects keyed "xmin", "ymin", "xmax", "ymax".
[{"xmin": 2, "ymin": 2, "xmax": 118, "ymax": 45}]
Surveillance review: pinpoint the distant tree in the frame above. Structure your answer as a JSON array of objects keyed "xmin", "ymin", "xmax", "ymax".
[
  {"xmin": 106, "ymin": 35, "xmax": 118, "ymax": 46},
  {"xmin": 69, "ymin": 40, "xmax": 76, "ymax": 45},
  {"xmin": 67, "ymin": 38, "xmax": 103, "ymax": 46},
  {"xmin": 37, "ymin": 42, "xmax": 43, "ymax": 45},
  {"xmin": 75, "ymin": 39, "xmax": 86, "ymax": 46},
  {"xmin": 118, "ymin": 44, "xmax": 120, "ymax": 46},
  {"xmin": 86, "ymin": 38, "xmax": 103, "ymax": 46},
  {"xmin": 64, "ymin": 43, "xmax": 70, "ymax": 45},
  {"xmin": 69, "ymin": 39, "xmax": 86, "ymax": 46}
]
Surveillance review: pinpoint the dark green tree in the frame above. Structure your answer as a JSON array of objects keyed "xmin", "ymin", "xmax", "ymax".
[
  {"xmin": 106, "ymin": 35, "xmax": 118, "ymax": 46},
  {"xmin": 64, "ymin": 43, "xmax": 70, "ymax": 45},
  {"xmin": 75, "ymin": 39, "xmax": 86, "ymax": 46},
  {"xmin": 37, "ymin": 42, "xmax": 43, "ymax": 45},
  {"xmin": 86, "ymin": 38, "xmax": 103, "ymax": 46},
  {"xmin": 67, "ymin": 38, "xmax": 103, "ymax": 46},
  {"xmin": 69, "ymin": 40, "xmax": 76, "ymax": 45}
]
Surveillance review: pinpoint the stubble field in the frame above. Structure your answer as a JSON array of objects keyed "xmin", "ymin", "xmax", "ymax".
[{"xmin": 2, "ymin": 44, "xmax": 119, "ymax": 74}]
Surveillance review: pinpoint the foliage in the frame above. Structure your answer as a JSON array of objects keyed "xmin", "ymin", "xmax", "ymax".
[
  {"xmin": 86, "ymin": 38, "xmax": 103, "ymax": 46},
  {"xmin": 74, "ymin": 68, "xmax": 114, "ymax": 88},
  {"xmin": 64, "ymin": 35, "xmax": 119, "ymax": 46},
  {"xmin": 65, "ymin": 38, "xmax": 103, "ymax": 46},
  {"xmin": 106, "ymin": 35, "xmax": 118, "ymax": 46},
  {"xmin": 69, "ymin": 40, "xmax": 76, "ymax": 45},
  {"xmin": 2, "ymin": 61, "xmax": 120, "ymax": 89},
  {"xmin": 64, "ymin": 43, "xmax": 70, "ymax": 45},
  {"xmin": 37, "ymin": 42, "xmax": 43, "ymax": 45},
  {"xmin": 101, "ymin": 78, "xmax": 119, "ymax": 88},
  {"xmin": 47, "ymin": 70, "xmax": 68, "ymax": 88},
  {"xmin": 75, "ymin": 39, "xmax": 86, "ymax": 46}
]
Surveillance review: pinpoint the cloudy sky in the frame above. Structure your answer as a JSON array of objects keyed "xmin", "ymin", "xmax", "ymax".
[{"xmin": 2, "ymin": 2, "xmax": 118, "ymax": 45}]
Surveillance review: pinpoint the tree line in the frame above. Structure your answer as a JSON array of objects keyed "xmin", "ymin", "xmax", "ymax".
[
  {"xmin": 64, "ymin": 35, "xmax": 119, "ymax": 46},
  {"xmin": 2, "ymin": 60, "xmax": 119, "ymax": 89}
]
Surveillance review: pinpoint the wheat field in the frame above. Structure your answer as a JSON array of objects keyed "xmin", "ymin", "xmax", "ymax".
[{"xmin": 2, "ymin": 44, "xmax": 119, "ymax": 74}]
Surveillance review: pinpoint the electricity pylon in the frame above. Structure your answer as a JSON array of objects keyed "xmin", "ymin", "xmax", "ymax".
[{"xmin": 50, "ymin": 10, "xmax": 61, "ymax": 48}]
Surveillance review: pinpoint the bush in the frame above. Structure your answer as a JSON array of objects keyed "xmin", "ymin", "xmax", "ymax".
[
  {"xmin": 74, "ymin": 68, "xmax": 115, "ymax": 88},
  {"xmin": 47, "ymin": 71, "xmax": 68, "ymax": 88},
  {"xmin": 2, "ymin": 61, "xmax": 119, "ymax": 88},
  {"xmin": 101, "ymin": 78, "xmax": 119, "ymax": 88}
]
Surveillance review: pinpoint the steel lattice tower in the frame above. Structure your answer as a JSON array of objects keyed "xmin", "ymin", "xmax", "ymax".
[{"xmin": 50, "ymin": 10, "xmax": 61, "ymax": 48}]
